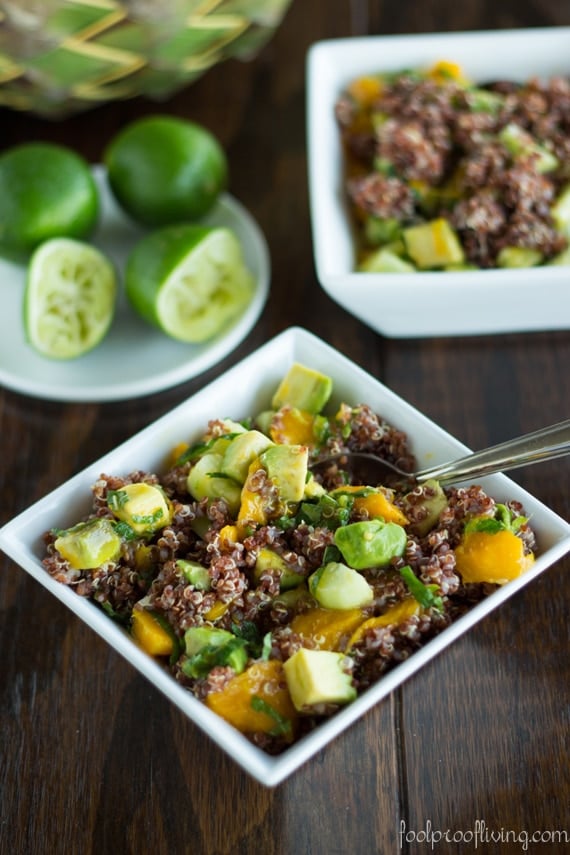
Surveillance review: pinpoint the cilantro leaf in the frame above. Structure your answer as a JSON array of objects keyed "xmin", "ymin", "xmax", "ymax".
[
  {"xmin": 399, "ymin": 565, "xmax": 444, "ymax": 612},
  {"xmin": 465, "ymin": 503, "xmax": 528, "ymax": 536},
  {"xmin": 250, "ymin": 696, "xmax": 292, "ymax": 737}
]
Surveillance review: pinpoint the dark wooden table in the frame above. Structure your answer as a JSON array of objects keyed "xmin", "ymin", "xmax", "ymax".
[{"xmin": 1, "ymin": 3, "xmax": 569, "ymax": 853}]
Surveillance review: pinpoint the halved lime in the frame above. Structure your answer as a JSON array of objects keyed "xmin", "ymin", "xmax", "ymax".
[
  {"xmin": 24, "ymin": 238, "xmax": 117, "ymax": 359},
  {"xmin": 0, "ymin": 142, "xmax": 99, "ymax": 258},
  {"xmin": 125, "ymin": 224, "xmax": 254, "ymax": 343},
  {"xmin": 104, "ymin": 115, "xmax": 228, "ymax": 227}
]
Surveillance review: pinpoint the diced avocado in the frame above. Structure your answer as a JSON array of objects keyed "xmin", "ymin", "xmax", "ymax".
[
  {"xmin": 551, "ymin": 184, "xmax": 570, "ymax": 237},
  {"xmin": 403, "ymin": 218, "xmax": 465, "ymax": 269},
  {"xmin": 443, "ymin": 262, "xmax": 478, "ymax": 271},
  {"xmin": 254, "ymin": 547, "xmax": 304, "ymax": 590},
  {"xmin": 182, "ymin": 627, "xmax": 248, "ymax": 678},
  {"xmin": 303, "ymin": 472, "xmax": 326, "ymax": 499},
  {"xmin": 176, "ymin": 559, "xmax": 211, "ymax": 591},
  {"xmin": 207, "ymin": 419, "xmax": 248, "ymax": 455},
  {"xmin": 358, "ymin": 247, "xmax": 416, "ymax": 273},
  {"xmin": 548, "ymin": 246, "xmax": 570, "ymax": 266},
  {"xmin": 260, "ymin": 443, "xmax": 309, "ymax": 503},
  {"xmin": 271, "ymin": 363, "xmax": 332, "ymax": 414},
  {"xmin": 496, "ymin": 246, "xmax": 543, "ymax": 268},
  {"xmin": 54, "ymin": 517, "xmax": 122, "ymax": 570},
  {"xmin": 363, "ymin": 215, "xmax": 402, "ymax": 247},
  {"xmin": 466, "ymin": 87, "xmax": 504, "ymax": 114},
  {"xmin": 184, "ymin": 626, "xmax": 235, "ymax": 656},
  {"xmin": 499, "ymin": 122, "xmax": 558, "ymax": 173},
  {"xmin": 334, "ymin": 519, "xmax": 407, "ymax": 569},
  {"xmin": 283, "ymin": 648, "xmax": 356, "ymax": 710},
  {"xmin": 273, "ymin": 584, "xmax": 316, "ymax": 612},
  {"xmin": 402, "ymin": 479, "xmax": 448, "ymax": 536},
  {"xmin": 107, "ymin": 483, "xmax": 172, "ymax": 536},
  {"xmin": 221, "ymin": 430, "xmax": 274, "ymax": 484},
  {"xmin": 187, "ymin": 452, "xmax": 242, "ymax": 515},
  {"xmin": 253, "ymin": 409, "xmax": 275, "ymax": 435},
  {"xmin": 308, "ymin": 561, "xmax": 374, "ymax": 609}
]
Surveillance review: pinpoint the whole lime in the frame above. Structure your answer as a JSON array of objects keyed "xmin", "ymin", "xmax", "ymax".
[
  {"xmin": 104, "ymin": 115, "xmax": 228, "ymax": 228},
  {"xmin": 0, "ymin": 142, "xmax": 99, "ymax": 258}
]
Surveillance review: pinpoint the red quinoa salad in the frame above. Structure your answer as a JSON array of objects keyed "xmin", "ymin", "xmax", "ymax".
[
  {"xmin": 42, "ymin": 363, "xmax": 536, "ymax": 752},
  {"xmin": 335, "ymin": 60, "xmax": 570, "ymax": 272}
]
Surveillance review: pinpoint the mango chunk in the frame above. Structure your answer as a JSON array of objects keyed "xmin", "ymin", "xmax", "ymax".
[
  {"xmin": 236, "ymin": 457, "xmax": 269, "ymax": 538},
  {"xmin": 290, "ymin": 607, "xmax": 365, "ymax": 651},
  {"xmin": 346, "ymin": 598, "xmax": 420, "ymax": 650},
  {"xmin": 347, "ymin": 75, "xmax": 384, "ymax": 107},
  {"xmin": 131, "ymin": 608, "xmax": 175, "ymax": 657},
  {"xmin": 454, "ymin": 529, "xmax": 534, "ymax": 585},
  {"xmin": 351, "ymin": 489, "xmax": 409, "ymax": 526},
  {"xmin": 206, "ymin": 659, "xmax": 297, "ymax": 738},
  {"xmin": 269, "ymin": 406, "xmax": 317, "ymax": 447}
]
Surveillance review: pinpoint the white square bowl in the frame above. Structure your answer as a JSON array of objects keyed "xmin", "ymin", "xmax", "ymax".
[
  {"xmin": 307, "ymin": 27, "xmax": 570, "ymax": 338},
  {"xmin": 1, "ymin": 327, "xmax": 569, "ymax": 786}
]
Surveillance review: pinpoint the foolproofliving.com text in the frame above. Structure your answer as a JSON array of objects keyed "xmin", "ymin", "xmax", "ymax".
[{"xmin": 398, "ymin": 819, "xmax": 569, "ymax": 852}]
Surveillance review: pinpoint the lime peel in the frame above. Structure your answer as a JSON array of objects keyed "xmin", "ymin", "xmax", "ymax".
[{"xmin": 24, "ymin": 238, "xmax": 117, "ymax": 360}]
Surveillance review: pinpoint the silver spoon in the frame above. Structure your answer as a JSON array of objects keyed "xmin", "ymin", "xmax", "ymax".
[{"xmin": 310, "ymin": 419, "xmax": 570, "ymax": 486}]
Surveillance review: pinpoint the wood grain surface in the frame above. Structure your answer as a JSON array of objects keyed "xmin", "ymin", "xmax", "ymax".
[{"xmin": 1, "ymin": 2, "xmax": 569, "ymax": 854}]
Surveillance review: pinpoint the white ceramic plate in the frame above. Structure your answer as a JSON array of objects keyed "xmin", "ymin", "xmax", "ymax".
[
  {"xmin": 307, "ymin": 27, "xmax": 570, "ymax": 338},
  {"xmin": 0, "ymin": 166, "xmax": 270, "ymax": 402},
  {"xmin": 0, "ymin": 327, "xmax": 569, "ymax": 786}
]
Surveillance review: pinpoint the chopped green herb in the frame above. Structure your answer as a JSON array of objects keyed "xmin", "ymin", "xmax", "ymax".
[
  {"xmin": 295, "ymin": 493, "xmax": 352, "ymax": 530},
  {"xmin": 112, "ymin": 520, "xmax": 138, "ymax": 541},
  {"xmin": 251, "ymin": 695, "xmax": 292, "ymax": 737},
  {"xmin": 261, "ymin": 632, "xmax": 273, "ymax": 661},
  {"xmin": 399, "ymin": 565, "xmax": 443, "ymax": 611},
  {"xmin": 174, "ymin": 432, "xmax": 243, "ymax": 467},
  {"xmin": 322, "ymin": 544, "xmax": 343, "ymax": 565},
  {"xmin": 181, "ymin": 636, "xmax": 248, "ymax": 679},
  {"xmin": 465, "ymin": 503, "xmax": 528, "ymax": 536},
  {"xmin": 128, "ymin": 509, "xmax": 165, "ymax": 526},
  {"xmin": 107, "ymin": 488, "xmax": 129, "ymax": 510}
]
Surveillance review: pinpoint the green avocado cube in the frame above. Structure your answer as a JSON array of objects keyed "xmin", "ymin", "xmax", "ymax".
[
  {"xmin": 403, "ymin": 218, "xmax": 464, "ymax": 269},
  {"xmin": 184, "ymin": 626, "xmax": 235, "ymax": 657},
  {"xmin": 334, "ymin": 519, "xmax": 407, "ymax": 569},
  {"xmin": 107, "ymin": 482, "xmax": 172, "ymax": 535},
  {"xmin": 176, "ymin": 559, "xmax": 211, "ymax": 591},
  {"xmin": 551, "ymin": 183, "xmax": 570, "ymax": 237},
  {"xmin": 308, "ymin": 561, "xmax": 373, "ymax": 609},
  {"xmin": 221, "ymin": 429, "xmax": 274, "ymax": 484},
  {"xmin": 284, "ymin": 648, "xmax": 356, "ymax": 710},
  {"xmin": 187, "ymin": 452, "xmax": 242, "ymax": 515},
  {"xmin": 254, "ymin": 547, "xmax": 304, "ymax": 590},
  {"xmin": 499, "ymin": 122, "xmax": 558, "ymax": 173},
  {"xmin": 54, "ymin": 518, "xmax": 122, "ymax": 570},
  {"xmin": 496, "ymin": 246, "xmax": 543, "ymax": 268},
  {"xmin": 358, "ymin": 247, "xmax": 416, "ymax": 273},
  {"xmin": 260, "ymin": 443, "xmax": 309, "ymax": 503},
  {"xmin": 402, "ymin": 479, "xmax": 448, "ymax": 537},
  {"xmin": 271, "ymin": 363, "xmax": 333, "ymax": 414}
]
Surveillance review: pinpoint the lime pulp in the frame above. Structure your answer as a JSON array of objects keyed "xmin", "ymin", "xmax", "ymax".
[
  {"xmin": 125, "ymin": 224, "xmax": 254, "ymax": 343},
  {"xmin": 24, "ymin": 238, "xmax": 117, "ymax": 359}
]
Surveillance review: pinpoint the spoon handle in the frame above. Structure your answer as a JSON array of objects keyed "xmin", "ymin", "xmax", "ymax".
[{"xmin": 416, "ymin": 419, "xmax": 570, "ymax": 485}]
